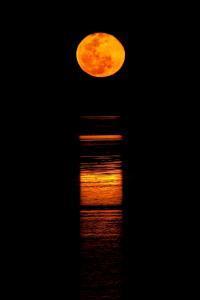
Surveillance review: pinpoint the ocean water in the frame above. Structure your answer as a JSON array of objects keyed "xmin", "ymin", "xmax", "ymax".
[
  {"xmin": 80, "ymin": 209, "xmax": 125, "ymax": 300},
  {"xmin": 80, "ymin": 117, "xmax": 127, "ymax": 299}
]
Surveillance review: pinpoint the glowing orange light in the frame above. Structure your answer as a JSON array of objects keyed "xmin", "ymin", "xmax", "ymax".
[
  {"xmin": 79, "ymin": 135, "xmax": 123, "ymax": 142},
  {"xmin": 80, "ymin": 169, "xmax": 123, "ymax": 207},
  {"xmin": 76, "ymin": 33, "xmax": 125, "ymax": 77}
]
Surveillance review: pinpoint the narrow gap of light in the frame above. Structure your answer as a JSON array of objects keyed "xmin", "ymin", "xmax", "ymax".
[{"xmin": 79, "ymin": 135, "xmax": 123, "ymax": 141}]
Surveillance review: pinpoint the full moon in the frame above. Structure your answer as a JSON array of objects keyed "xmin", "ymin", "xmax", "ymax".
[{"xmin": 76, "ymin": 33, "xmax": 125, "ymax": 77}]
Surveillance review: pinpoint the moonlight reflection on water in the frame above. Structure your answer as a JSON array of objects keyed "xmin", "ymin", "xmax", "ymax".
[{"xmin": 80, "ymin": 116, "xmax": 127, "ymax": 300}]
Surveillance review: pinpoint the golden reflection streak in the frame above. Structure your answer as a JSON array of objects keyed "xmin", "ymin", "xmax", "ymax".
[
  {"xmin": 79, "ymin": 135, "xmax": 123, "ymax": 141},
  {"xmin": 80, "ymin": 169, "xmax": 122, "ymax": 206}
]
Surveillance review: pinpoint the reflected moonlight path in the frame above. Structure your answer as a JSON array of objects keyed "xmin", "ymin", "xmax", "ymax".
[
  {"xmin": 80, "ymin": 116, "xmax": 127, "ymax": 300},
  {"xmin": 80, "ymin": 209, "xmax": 124, "ymax": 300}
]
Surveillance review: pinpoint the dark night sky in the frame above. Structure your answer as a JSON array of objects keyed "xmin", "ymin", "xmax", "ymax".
[
  {"xmin": 7, "ymin": 4, "xmax": 180, "ymax": 300},
  {"xmin": 62, "ymin": 2, "xmax": 155, "ymax": 117},
  {"xmin": 63, "ymin": 30, "xmax": 131, "ymax": 115},
  {"xmin": 61, "ymin": 4, "xmax": 181, "ymax": 293},
  {"xmin": 62, "ymin": 2, "xmax": 136, "ymax": 115},
  {"xmin": 63, "ymin": 15, "xmax": 131, "ymax": 111}
]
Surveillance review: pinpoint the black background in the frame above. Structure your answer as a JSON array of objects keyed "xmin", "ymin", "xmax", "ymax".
[
  {"xmin": 5, "ymin": 2, "xmax": 185, "ymax": 299},
  {"xmin": 61, "ymin": 3, "xmax": 171, "ymax": 299},
  {"xmin": 45, "ymin": 3, "xmax": 173, "ymax": 299}
]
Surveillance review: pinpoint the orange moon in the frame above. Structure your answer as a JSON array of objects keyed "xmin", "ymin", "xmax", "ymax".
[{"xmin": 76, "ymin": 33, "xmax": 125, "ymax": 77}]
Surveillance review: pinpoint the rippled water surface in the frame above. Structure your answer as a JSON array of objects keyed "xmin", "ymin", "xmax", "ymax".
[{"xmin": 80, "ymin": 116, "xmax": 127, "ymax": 300}]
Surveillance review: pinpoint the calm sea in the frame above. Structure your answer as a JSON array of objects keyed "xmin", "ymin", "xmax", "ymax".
[{"xmin": 80, "ymin": 116, "xmax": 128, "ymax": 300}]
